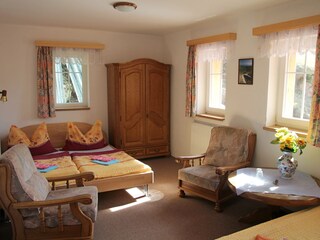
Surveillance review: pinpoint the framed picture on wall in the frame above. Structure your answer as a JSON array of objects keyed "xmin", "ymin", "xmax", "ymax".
[{"xmin": 238, "ymin": 58, "xmax": 254, "ymax": 85}]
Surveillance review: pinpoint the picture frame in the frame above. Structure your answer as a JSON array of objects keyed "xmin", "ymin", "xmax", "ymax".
[{"xmin": 238, "ymin": 58, "xmax": 254, "ymax": 85}]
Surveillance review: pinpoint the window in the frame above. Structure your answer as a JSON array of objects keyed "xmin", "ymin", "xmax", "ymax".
[
  {"xmin": 196, "ymin": 59, "xmax": 226, "ymax": 117},
  {"xmin": 196, "ymin": 41, "xmax": 230, "ymax": 117},
  {"xmin": 206, "ymin": 60, "xmax": 226, "ymax": 114},
  {"xmin": 259, "ymin": 24, "xmax": 317, "ymax": 130},
  {"xmin": 277, "ymin": 50, "xmax": 315, "ymax": 129},
  {"xmin": 53, "ymin": 49, "xmax": 90, "ymax": 109}
]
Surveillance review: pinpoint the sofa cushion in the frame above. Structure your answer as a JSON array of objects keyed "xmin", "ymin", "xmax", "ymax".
[
  {"xmin": 23, "ymin": 186, "xmax": 98, "ymax": 228},
  {"xmin": 0, "ymin": 144, "xmax": 51, "ymax": 218},
  {"xmin": 0, "ymin": 144, "xmax": 51, "ymax": 201}
]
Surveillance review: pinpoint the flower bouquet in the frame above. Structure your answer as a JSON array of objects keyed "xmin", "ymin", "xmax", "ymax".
[{"xmin": 270, "ymin": 127, "xmax": 307, "ymax": 155}]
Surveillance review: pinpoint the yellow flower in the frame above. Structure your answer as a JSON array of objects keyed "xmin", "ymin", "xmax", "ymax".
[
  {"xmin": 275, "ymin": 127, "xmax": 287, "ymax": 138},
  {"xmin": 279, "ymin": 143, "xmax": 286, "ymax": 151},
  {"xmin": 270, "ymin": 127, "xmax": 307, "ymax": 155},
  {"xmin": 297, "ymin": 138, "xmax": 307, "ymax": 148}
]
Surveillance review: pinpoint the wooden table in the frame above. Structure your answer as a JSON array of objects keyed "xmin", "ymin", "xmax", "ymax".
[{"xmin": 228, "ymin": 168, "xmax": 320, "ymax": 223}]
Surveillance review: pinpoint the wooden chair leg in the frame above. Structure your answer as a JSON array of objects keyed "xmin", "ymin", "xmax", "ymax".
[
  {"xmin": 214, "ymin": 202, "xmax": 222, "ymax": 212},
  {"xmin": 179, "ymin": 189, "xmax": 186, "ymax": 198}
]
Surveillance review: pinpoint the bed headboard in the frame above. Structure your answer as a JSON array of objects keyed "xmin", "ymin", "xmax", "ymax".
[{"xmin": 1, "ymin": 122, "xmax": 108, "ymax": 153}]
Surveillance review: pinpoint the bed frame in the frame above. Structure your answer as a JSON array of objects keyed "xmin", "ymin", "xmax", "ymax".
[{"xmin": 1, "ymin": 122, "xmax": 154, "ymax": 193}]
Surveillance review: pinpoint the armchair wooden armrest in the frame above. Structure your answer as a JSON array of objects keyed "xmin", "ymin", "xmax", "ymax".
[
  {"xmin": 13, "ymin": 194, "xmax": 93, "ymax": 209},
  {"xmin": 216, "ymin": 162, "xmax": 251, "ymax": 175},
  {"xmin": 14, "ymin": 194, "xmax": 92, "ymax": 209},
  {"xmin": 47, "ymin": 172, "xmax": 95, "ymax": 189},
  {"xmin": 175, "ymin": 154, "xmax": 205, "ymax": 168}
]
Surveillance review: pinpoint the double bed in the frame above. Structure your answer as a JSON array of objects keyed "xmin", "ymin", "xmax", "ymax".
[{"xmin": 1, "ymin": 122, "xmax": 154, "ymax": 193}]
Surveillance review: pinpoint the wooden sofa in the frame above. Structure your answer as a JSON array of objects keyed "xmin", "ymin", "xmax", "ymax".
[
  {"xmin": 217, "ymin": 205, "xmax": 320, "ymax": 240},
  {"xmin": 1, "ymin": 122, "xmax": 154, "ymax": 193}
]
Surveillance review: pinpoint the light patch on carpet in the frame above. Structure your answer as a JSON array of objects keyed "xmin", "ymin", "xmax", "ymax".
[
  {"xmin": 108, "ymin": 188, "xmax": 164, "ymax": 212},
  {"xmin": 126, "ymin": 187, "xmax": 146, "ymax": 198}
]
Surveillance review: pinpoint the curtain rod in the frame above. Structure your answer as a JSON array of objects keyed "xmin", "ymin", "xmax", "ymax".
[
  {"xmin": 186, "ymin": 33, "xmax": 237, "ymax": 46},
  {"xmin": 34, "ymin": 41, "xmax": 105, "ymax": 49},
  {"xmin": 253, "ymin": 15, "xmax": 320, "ymax": 36}
]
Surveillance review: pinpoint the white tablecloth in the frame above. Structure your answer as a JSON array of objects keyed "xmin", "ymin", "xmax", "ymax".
[{"xmin": 229, "ymin": 168, "xmax": 320, "ymax": 198}]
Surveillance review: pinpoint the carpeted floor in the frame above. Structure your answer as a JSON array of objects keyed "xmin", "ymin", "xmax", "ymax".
[
  {"xmin": 0, "ymin": 156, "xmax": 266, "ymax": 240},
  {"xmin": 94, "ymin": 156, "xmax": 264, "ymax": 240}
]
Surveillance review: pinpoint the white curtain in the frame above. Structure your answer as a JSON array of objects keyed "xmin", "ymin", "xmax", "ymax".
[
  {"xmin": 259, "ymin": 25, "xmax": 317, "ymax": 57},
  {"xmin": 54, "ymin": 62, "xmax": 65, "ymax": 104},
  {"xmin": 197, "ymin": 41, "xmax": 234, "ymax": 62},
  {"xmin": 53, "ymin": 48, "xmax": 92, "ymax": 103},
  {"xmin": 66, "ymin": 58, "xmax": 83, "ymax": 103},
  {"xmin": 53, "ymin": 48, "xmax": 102, "ymax": 65}
]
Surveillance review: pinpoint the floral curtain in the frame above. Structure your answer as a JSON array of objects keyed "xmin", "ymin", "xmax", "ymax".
[
  {"xmin": 185, "ymin": 45, "xmax": 197, "ymax": 117},
  {"xmin": 37, "ymin": 46, "xmax": 56, "ymax": 118},
  {"xmin": 307, "ymin": 25, "xmax": 320, "ymax": 147}
]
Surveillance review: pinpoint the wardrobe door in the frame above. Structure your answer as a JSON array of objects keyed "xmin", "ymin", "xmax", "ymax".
[
  {"xmin": 119, "ymin": 63, "xmax": 146, "ymax": 148},
  {"xmin": 145, "ymin": 63, "xmax": 170, "ymax": 147}
]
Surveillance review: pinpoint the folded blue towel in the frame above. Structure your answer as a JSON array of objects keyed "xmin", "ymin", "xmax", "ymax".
[
  {"xmin": 92, "ymin": 159, "xmax": 120, "ymax": 166},
  {"xmin": 38, "ymin": 165, "xmax": 58, "ymax": 173}
]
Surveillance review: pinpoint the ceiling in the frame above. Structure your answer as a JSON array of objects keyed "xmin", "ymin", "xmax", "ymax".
[{"xmin": 0, "ymin": 0, "xmax": 294, "ymax": 35}]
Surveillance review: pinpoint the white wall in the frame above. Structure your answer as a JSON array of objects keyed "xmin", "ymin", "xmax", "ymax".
[
  {"xmin": 0, "ymin": 24, "xmax": 165, "ymax": 140},
  {"xmin": 165, "ymin": 0, "xmax": 320, "ymax": 178},
  {"xmin": 1, "ymin": 0, "xmax": 319, "ymax": 179}
]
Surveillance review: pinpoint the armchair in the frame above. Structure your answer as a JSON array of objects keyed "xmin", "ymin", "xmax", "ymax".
[
  {"xmin": 175, "ymin": 126, "xmax": 256, "ymax": 212},
  {"xmin": 0, "ymin": 144, "xmax": 98, "ymax": 240}
]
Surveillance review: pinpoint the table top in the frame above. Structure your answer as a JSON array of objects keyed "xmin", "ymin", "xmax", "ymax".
[{"xmin": 228, "ymin": 168, "xmax": 320, "ymax": 207}]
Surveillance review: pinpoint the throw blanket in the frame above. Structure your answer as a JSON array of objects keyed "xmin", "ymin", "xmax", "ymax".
[{"xmin": 33, "ymin": 152, "xmax": 80, "ymax": 178}]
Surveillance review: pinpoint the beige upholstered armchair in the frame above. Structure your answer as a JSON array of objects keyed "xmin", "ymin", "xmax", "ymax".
[
  {"xmin": 175, "ymin": 126, "xmax": 256, "ymax": 212},
  {"xmin": 0, "ymin": 144, "xmax": 98, "ymax": 240}
]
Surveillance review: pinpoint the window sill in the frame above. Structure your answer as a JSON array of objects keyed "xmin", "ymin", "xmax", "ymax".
[
  {"xmin": 263, "ymin": 125, "xmax": 307, "ymax": 137},
  {"xmin": 56, "ymin": 107, "xmax": 90, "ymax": 111},
  {"xmin": 195, "ymin": 113, "xmax": 225, "ymax": 122}
]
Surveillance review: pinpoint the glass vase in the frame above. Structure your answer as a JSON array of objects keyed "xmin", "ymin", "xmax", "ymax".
[{"xmin": 277, "ymin": 151, "xmax": 298, "ymax": 179}]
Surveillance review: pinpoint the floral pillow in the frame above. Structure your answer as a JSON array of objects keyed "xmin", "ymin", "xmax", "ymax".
[
  {"xmin": 63, "ymin": 120, "xmax": 105, "ymax": 151},
  {"xmin": 8, "ymin": 122, "xmax": 57, "ymax": 156}
]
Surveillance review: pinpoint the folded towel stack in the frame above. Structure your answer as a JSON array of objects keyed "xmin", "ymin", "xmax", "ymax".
[{"xmin": 90, "ymin": 155, "xmax": 120, "ymax": 166}]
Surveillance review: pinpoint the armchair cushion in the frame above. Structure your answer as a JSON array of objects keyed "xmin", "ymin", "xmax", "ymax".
[
  {"xmin": 204, "ymin": 127, "xmax": 250, "ymax": 167},
  {"xmin": 178, "ymin": 165, "xmax": 220, "ymax": 191},
  {"xmin": 24, "ymin": 186, "xmax": 98, "ymax": 228}
]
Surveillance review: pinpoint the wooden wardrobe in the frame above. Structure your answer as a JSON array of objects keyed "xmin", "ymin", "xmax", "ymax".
[{"xmin": 106, "ymin": 58, "xmax": 170, "ymax": 159}]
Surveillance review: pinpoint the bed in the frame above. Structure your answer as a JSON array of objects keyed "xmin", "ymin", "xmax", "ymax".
[
  {"xmin": 216, "ymin": 205, "xmax": 320, "ymax": 240},
  {"xmin": 1, "ymin": 122, "xmax": 154, "ymax": 193}
]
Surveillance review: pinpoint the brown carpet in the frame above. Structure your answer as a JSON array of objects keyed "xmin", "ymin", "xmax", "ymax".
[
  {"xmin": 0, "ymin": 156, "xmax": 265, "ymax": 240},
  {"xmin": 94, "ymin": 156, "xmax": 264, "ymax": 240}
]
